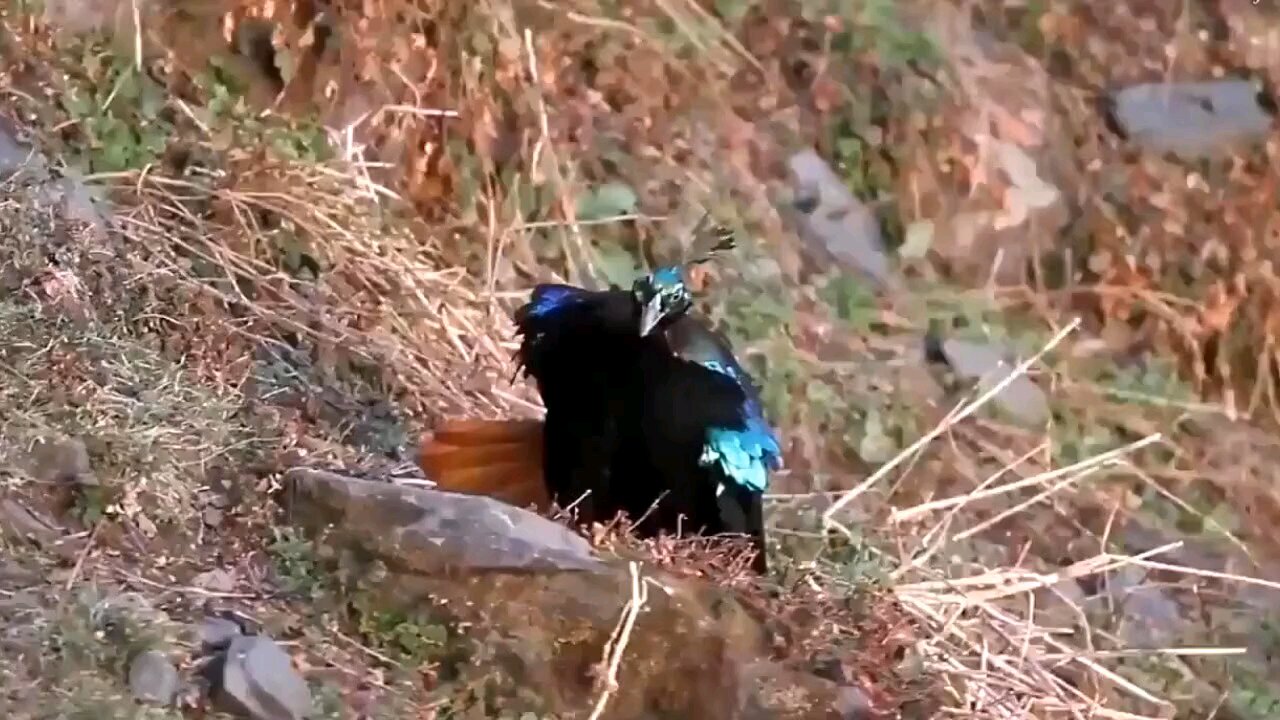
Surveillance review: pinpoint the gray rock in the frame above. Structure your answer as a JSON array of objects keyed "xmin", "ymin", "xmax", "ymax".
[
  {"xmin": 215, "ymin": 635, "xmax": 312, "ymax": 720},
  {"xmin": 281, "ymin": 469, "xmax": 927, "ymax": 719},
  {"xmin": 787, "ymin": 149, "xmax": 893, "ymax": 288},
  {"xmin": 1109, "ymin": 81, "xmax": 1274, "ymax": 160},
  {"xmin": 0, "ymin": 124, "xmax": 47, "ymax": 179},
  {"xmin": 41, "ymin": 175, "xmax": 111, "ymax": 239},
  {"xmin": 202, "ymin": 507, "xmax": 225, "ymax": 527},
  {"xmin": 1108, "ymin": 565, "xmax": 1183, "ymax": 648},
  {"xmin": 284, "ymin": 468, "xmax": 604, "ymax": 573},
  {"xmin": 28, "ymin": 435, "xmax": 98, "ymax": 486},
  {"xmin": 835, "ymin": 684, "xmax": 874, "ymax": 720},
  {"xmin": 129, "ymin": 649, "xmax": 179, "ymax": 706},
  {"xmin": 198, "ymin": 615, "xmax": 245, "ymax": 651},
  {"xmin": 192, "ymin": 568, "xmax": 237, "ymax": 593},
  {"xmin": 938, "ymin": 338, "xmax": 1050, "ymax": 426}
]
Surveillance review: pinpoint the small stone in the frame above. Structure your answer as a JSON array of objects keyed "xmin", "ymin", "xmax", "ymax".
[
  {"xmin": 787, "ymin": 149, "xmax": 892, "ymax": 288},
  {"xmin": 285, "ymin": 468, "xmax": 604, "ymax": 573},
  {"xmin": 192, "ymin": 568, "xmax": 237, "ymax": 594},
  {"xmin": 202, "ymin": 508, "xmax": 225, "ymax": 527},
  {"xmin": 1108, "ymin": 80, "xmax": 1273, "ymax": 160},
  {"xmin": 28, "ymin": 436, "xmax": 98, "ymax": 486},
  {"xmin": 129, "ymin": 649, "xmax": 180, "ymax": 706},
  {"xmin": 214, "ymin": 635, "xmax": 312, "ymax": 720},
  {"xmin": 835, "ymin": 684, "xmax": 874, "ymax": 720},
  {"xmin": 198, "ymin": 615, "xmax": 245, "ymax": 651},
  {"xmin": 938, "ymin": 338, "xmax": 1050, "ymax": 427}
]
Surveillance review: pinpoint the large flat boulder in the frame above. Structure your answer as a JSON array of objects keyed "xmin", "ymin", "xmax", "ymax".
[{"xmin": 284, "ymin": 468, "xmax": 854, "ymax": 719}]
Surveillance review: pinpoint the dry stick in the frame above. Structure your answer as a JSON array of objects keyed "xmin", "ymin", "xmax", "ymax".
[
  {"xmin": 913, "ymin": 557, "xmax": 1247, "ymax": 715},
  {"xmin": 907, "ymin": 589, "xmax": 1169, "ymax": 718},
  {"xmin": 518, "ymin": 213, "xmax": 664, "ymax": 230},
  {"xmin": 678, "ymin": 0, "xmax": 765, "ymax": 73},
  {"xmin": 1124, "ymin": 557, "xmax": 1280, "ymax": 592},
  {"xmin": 974, "ymin": 593, "xmax": 1172, "ymax": 710},
  {"xmin": 975, "ymin": 595, "xmax": 1086, "ymax": 716},
  {"xmin": 952, "ymin": 464, "xmax": 1103, "ymax": 542},
  {"xmin": 587, "ymin": 561, "xmax": 649, "ymax": 720},
  {"xmin": 332, "ymin": 629, "xmax": 406, "ymax": 670},
  {"xmin": 895, "ymin": 542, "xmax": 1185, "ymax": 600},
  {"xmin": 898, "ymin": 441, "xmax": 1048, "ymax": 578},
  {"xmin": 112, "ymin": 568, "xmax": 261, "ymax": 599},
  {"xmin": 129, "ymin": 0, "xmax": 143, "ymax": 72},
  {"xmin": 823, "ymin": 318, "xmax": 1083, "ymax": 532},
  {"xmin": 902, "ymin": 595, "xmax": 1075, "ymax": 717},
  {"xmin": 522, "ymin": 27, "xmax": 590, "ymax": 285},
  {"xmin": 1035, "ymin": 647, "xmax": 1245, "ymax": 662},
  {"xmin": 1032, "ymin": 704, "xmax": 1169, "ymax": 720},
  {"xmin": 890, "ymin": 433, "xmax": 1162, "ymax": 524},
  {"xmin": 63, "ymin": 522, "xmax": 103, "ymax": 592}
]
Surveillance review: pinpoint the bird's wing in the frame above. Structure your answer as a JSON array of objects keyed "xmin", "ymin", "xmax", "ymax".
[
  {"xmin": 515, "ymin": 283, "xmax": 593, "ymax": 322},
  {"xmin": 662, "ymin": 314, "xmax": 769, "ymax": 414},
  {"xmin": 660, "ymin": 315, "xmax": 783, "ymax": 493}
]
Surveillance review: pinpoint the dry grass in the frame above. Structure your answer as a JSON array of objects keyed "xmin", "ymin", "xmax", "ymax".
[
  {"xmin": 111, "ymin": 165, "xmax": 533, "ymax": 423},
  {"xmin": 817, "ymin": 339, "xmax": 1224, "ymax": 718},
  {"xmin": 0, "ymin": 179, "xmax": 269, "ymax": 533}
]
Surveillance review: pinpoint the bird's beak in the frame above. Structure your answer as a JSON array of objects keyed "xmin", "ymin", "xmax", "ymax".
[{"xmin": 638, "ymin": 296, "xmax": 664, "ymax": 337}]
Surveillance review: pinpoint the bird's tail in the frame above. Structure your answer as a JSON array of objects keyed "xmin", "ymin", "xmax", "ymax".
[{"xmin": 417, "ymin": 418, "xmax": 549, "ymax": 511}]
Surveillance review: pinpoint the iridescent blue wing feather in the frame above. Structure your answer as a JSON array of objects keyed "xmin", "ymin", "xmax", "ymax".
[
  {"xmin": 513, "ymin": 283, "xmax": 625, "ymax": 380},
  {"xmin": 519, "ymin": 284, "xmax": 593, "ymax": 320},
  {"xmin": 660, "ymin": 316, "xmax": 782, "ymax": 494}
]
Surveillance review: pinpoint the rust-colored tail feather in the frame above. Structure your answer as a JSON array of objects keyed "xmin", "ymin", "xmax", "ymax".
[{"xmin": 418, "ymin": 418, "xmax": 549, "ymax": 511}]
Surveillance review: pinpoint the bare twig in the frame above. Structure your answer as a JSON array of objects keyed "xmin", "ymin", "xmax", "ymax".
[
  {"xmin": 63, "ymin": 522, "xmax": 102, "ymax": 592},
  {"xmin": 587, "ymin": 561, "xmax": 649, "ymax": 720}
]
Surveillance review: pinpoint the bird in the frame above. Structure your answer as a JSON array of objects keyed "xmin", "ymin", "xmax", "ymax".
[{"xmin": 420, "ymin": 225, "xmax": 782, "ymax": 572}]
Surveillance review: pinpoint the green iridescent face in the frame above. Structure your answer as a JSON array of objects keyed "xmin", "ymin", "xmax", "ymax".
[{"xmin": 633, "ymin": 267, "xmax": 692, "ymax": 336}]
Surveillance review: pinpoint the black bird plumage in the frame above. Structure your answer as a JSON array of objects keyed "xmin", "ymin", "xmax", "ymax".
[
  {"xmin": 511, "ymin": 259, "xmax": 782, "ymax": 573},
  {"xmin": 511, "ymin": 281, "xmax": 640, "ymax": 526}
]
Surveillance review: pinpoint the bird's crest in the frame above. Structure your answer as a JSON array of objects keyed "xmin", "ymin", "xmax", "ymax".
[{"xmin": 685, "ymin": 211, "xmax": 737, "ymax": 267}]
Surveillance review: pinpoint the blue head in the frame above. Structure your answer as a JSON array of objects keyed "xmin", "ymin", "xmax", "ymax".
[{"xmin": 632, "ymin": 266, "xmax": 693, "ymax": 337}]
